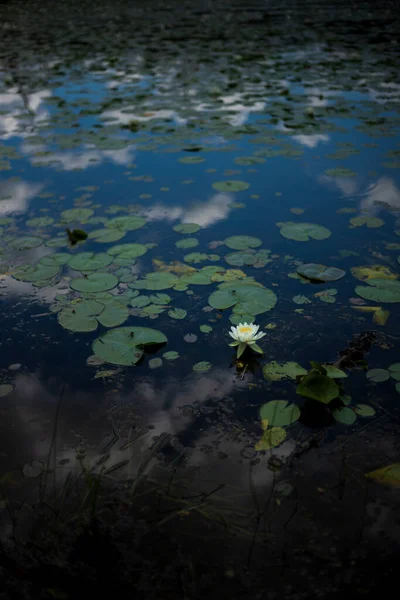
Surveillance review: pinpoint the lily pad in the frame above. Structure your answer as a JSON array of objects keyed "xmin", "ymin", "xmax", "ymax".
[
  {"xmin": 297, "ymin": 263, "xmax": 345, "ymax": 282},
  {"xmin": 61, "ymin": 208, "xmax": 94, "ymax": 222},
  {"xmin": 58, "ymin": 305, "xmax": 99, "ymax": 332},
  {"xmin": 262, "ymin": 361, "xmax": 307, "ymax": 382},
  {"xmin": 224, "ymin": 236, "xmax": 262, "ymax": 250},
  {"xmin": 149, "ymin": 358, "xmax": 163, "ymax": 369},
  {"xmin": 388, "ymin": 363, "xmax": 400, "ymax": 380},
  {"xmin": 13, "ymin": 263, "xmax": 60, "ymax": 282},
  {"xmin": 351, "ymin": 265, "xmax": 397, "ymax": 282},
  {"xmin": 26, "ymin": 216, "xmax": 55, "ymax": 227},
  {"xmin": 130, "ymin": 272, "xmax": 179, "ymax": 290},
  {"xmin": 107, "ymin": 243, "xmax": 148, "ymax": 260},
  {"xmin": 293, "ymin": 295, "xmax": 311, "ymax": 304},
  {"xmin": 163, "ymin": 351, "xmax": 179, "ymax": 360},
  {"xmin": 212, "ymin": 180, "xmax": 250, "ymax": 192},
  {"xmin": 149, "ymin": 293, "xmax": 171, "ymax": 305},
  {"xmin": 193, "ymin": 361, "xmax": 212, "ymax": 373},
  {"xmin": 178, "ymin": 155, "xmax": 205, "ymax": 164},
  {"xmin": 184, "ymin": 252, "xmax": 220, "ymax": 264},
  {"xmin": 365, "ymin": 463, "xmax": 400, "ymax": 487},
  {"xmin": 323, "ymin": 365, "xmax": 347, "ymax": 378},
  {"xmin": 209, "ymin": 283, "xmax": 277, "ymax": 315},
  {"xmin": 366, "ymin": 368, "xmax": 390, "ymax": 382},
  {"xmin": 349, "ymin": 216, "xmax": 384, "ymax": 228},
  {"xmin": 225, "ymin": 251, "xmax": 257, "ymax": 267},
  {"xmin": 278, "ymin": 222, "xmax": 331, "ymax": 242},
  {"xmin": 173, "ymin": 223, "xmax": 200, "ymax": 234},
  {"xmin": 315, "ymin": 288, "xmax": 338, "ymax": 303},
  {"xmin": 89, "ymin": 228, "xmax": 126, "ymax": 243},
  {"xmin": 168, "ymin": 308, "xmax": 187, "ymax": 320},
  {"xmin": 96, "ymin": 301, "xmax": 129, "ymax": 328},
  {"xmin": 180, "ymin": 271, "xmax": 213, "ymax": 285},
  {"xmin": 200, "ymin": 324, "xmax": 213, "ymax": 333},
  {"xmin": 69, "ymin": 252, "xmax": 113, "ymax": 271},
  {"xmin": 22, "ymin": 460, "xmax": 45, "ymax": 478},
  {"xmin": 92, "ymin": 326, "xmax": 167, "ymax": 366},
  {"xmin": 175, "ymin": 238, "xmax": 199, "ymax": 249},
  {"xmin": 70, "ymin": 272, "xmax": 118, "ymax": 293},
  {"xmin": 296, "ymin": 371, "xmax": 340, "ymax": 404},
  {"xmin": 130, "ymin": 295, "xmax": 150, "ymax": 308},
  {"xmin": 10, "ymin": 236, "xmax": 43, "ymax": 251},
  {"xmin": 259, "ymin": 400, "xmax": 300, "ymax": 427},
  {"xmin": 255, "ymin": 427, "xmax": 287, "ymax": 451},
  {"xmin": 354, "ymin": 404, "xmax": 376, "ymax": 417},
  {"xmin": 355, "ymin": 279, "xmax": 400, "ymax": 303},
  {"xmin": 332, "ymin": 407, "xmax": 357, "ymax": 425},
  {"xmin": 0, "ymin": 383, "xmax": 14, "ymax": 398},
  {"xmin": 40, "ymin": 253, "xmax": 71, "ymax": 266},
  {"xmin": 106, "ymin": 216, "xmax": 146, "ymax": 231}
]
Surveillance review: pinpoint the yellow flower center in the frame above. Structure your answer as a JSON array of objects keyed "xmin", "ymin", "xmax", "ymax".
[{"xmin": 238, "ymin": 326, "xmax": 252, "ymax": 333}]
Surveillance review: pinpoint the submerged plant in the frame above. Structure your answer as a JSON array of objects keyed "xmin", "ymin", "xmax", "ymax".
[{"xmin": 228, "ymin": 322, "xmax": 266, "ymax": 358}]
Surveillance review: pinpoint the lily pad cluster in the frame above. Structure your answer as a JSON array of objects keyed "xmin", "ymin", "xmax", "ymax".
[{"xmin": 208, "ymin": 280, "xmax": 277, "ymax": 325}]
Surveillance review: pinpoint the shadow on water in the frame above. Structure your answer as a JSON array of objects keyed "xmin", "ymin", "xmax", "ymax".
[{"xmin": 1, "ymin": 0, "xmax": 400, "ymax": 597}]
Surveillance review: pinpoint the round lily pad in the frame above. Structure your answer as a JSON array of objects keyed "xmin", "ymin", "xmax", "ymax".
[
  {"xmin": 40, "ymin": 253, "xmax": 71, "ymax": 266},
  {"xmin": 200, "ymin": 324, "xmax": 213, "ymax": 333},
  {"xmin": 225, "ymin": 251, "xmax": 257, "ymax": 267},
  {"xmin": 260, "ymin": 400, "xmax": 300, "ymax": 427},
  {"xmin": 178, "ymin": 155, "xmax": 205, "ymax": 164},
  {"xmin": 26, "ymin": 216, "xmax": 55, "ymax": 227},
  {"xmin": 333, "ymin": 407, "xmax": 357, "ymax": 425},
  {"xmin": 70, "ymin": 272, "xmax": 118, "ymax": 293},
  {"xmin": 297, "ymin": 263, "xmax": 346, "ymax": 282},
  {"xmin": 163, "ymin": 351, "xmax": 179, "ymax": 360},
  {"xmin": 349, "ymin": 216, "xmax": 384, "ymax": 228},
  {"xmin": 149, "ymin": 358, "xmax": 163, "ymax": 369},
  {"xmin": 175, "ymin": 238, "xmax": 199, "ymax": 249},
  {"xmin": 130, "ymin": 272, "xmax": 179, "ymax": 290},
  {"xmin": 224, "ymin": 236, "xmax": 262, "ymax": 250},
  {"xmin": 106, "ymin": 216, "xmax": 146, "ymax": 231},
  {"xmin": 69, "ymin": 252, "xmax": 113, "ymax": 271},
  {"xmin": 61, "ymin": 208, "xmax": 94, "ymax": 222},
  {"xmin": 92, "ymin": 326, "xmax": 167, "ymax": 366},
  {"xmin": 173, "ymin": 223, "xmax": 201, "ymax": 234},
  {"xmin": 58, "ymin": 306, "xmax": 99, "ymax": 332},
  {"xmin": 168, "ymin": 308, "xmax": 187, "ymax": 319},
  {"xmin": 366, "ymin": 368, "xmax": 390, "ymax": 382},
  {"xmin": 355, "ymin": 279, "xmax": 400, "ymax": 303},
  {"xmin": 184, "ymin": 252, "xmax": 220, "ymax": 264},
  {"xmin": 208, "ymin": 283, "xmax": 277, "ymax": 315},
  {"xmin": 278, "ymin": 222, "xmax": 331, "ymax": 242},
  {"xmin": 354, "ymin": 404, "xmax": 376, "ymax": 417},
  {"xmin": 255, "ymin": 427, "xmax": 287, "ymax": 451},
  {"xmin": 88, "ymin": 228, "xmax": 126, "ymax": 243},
  {"xmin": 13, "ymin": 263, "xmax": 60, "ymax": 282},
  {"xmin": 107, "ymin": 243, "xmax": 148, "ymax": 260},
  {"xmin": 212, "ymin": 180, "xmax": 250, "ymax": 192},
  {"xmin": 130, "ymin": 295, "xmax": 150, "ymax": 308},
  {"xmin": 96, "ymin": 300, "xmax": 129, "ymax": 328},
  {"xmin": 180, "ymin": 271, "xmax": 213, "ymax": 285},
  {"xmin": 149, "ymin": 293, "xmax": 171, "ymax": 305},
  {"xmin": 193, "ymin": 361, "xmax": 212, "ymax": 373},
  {"xmin": 10, "ymin": 236, "xmax": 43, "ymax": 251},
  {"xmin": 262, "ymin": 362, "xmax": 307, "ymax": 382},
  {"xmin": 0, "ymin": 383, "xmax": 14, "ymax": 398}
]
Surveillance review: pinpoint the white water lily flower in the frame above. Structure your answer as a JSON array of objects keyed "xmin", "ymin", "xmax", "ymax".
[{"xmin": 228, "ymin": 322, "xmax": 266, "ymax": 358}]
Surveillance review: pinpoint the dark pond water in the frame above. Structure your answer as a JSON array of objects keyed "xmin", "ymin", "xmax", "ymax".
[{"xmin": 0, "ymin": 0, "xmax": 400, "ymax": 597}]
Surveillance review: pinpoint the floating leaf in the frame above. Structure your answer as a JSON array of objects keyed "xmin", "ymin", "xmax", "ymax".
[
  {"xmin": 388, "ymin": 363, "xmax": 400, "ymax": 381},
  {"xmin": 175, "ymin": 237, "xmax": 199, "ymax": 249},
  {"xmin": 149, "ymin": 358, "xmax": 163, "ymax": 369},
  {"xmin": 209, "ymin": 283, "xmax": 277, "ymax": 315},
  {"xmin": 69, "ymin": 252, "xmax": 113, "ymax": 271},
  {"xmin": 365, "ymin": 464, "xmax": 400, "ymax": 487},
  {"xmin": 297, "ymin": 263, "xmax": 345, "ymax": 282},
  {"xmin": 184, "ymin": 252, "xmax": 220, "ymax": 264},
  {"xmin": 70, "ymin": 272, "xmax": 118, "ymax": 293},
  {"xmin": 354, "ymin": 404, "xmax": 376, "ymax": 417},
  {"xmin": 0, "ymin": 383, "xmax": 14, "ymax": 398},
  {"xmin": 278, "ymin": 222, "xmax": 331, "ymax": 242},
  {"xmin": 325, "ymin": 168, "xmax": 356, "ymax": 177},
  {"xmin": 349, "ymin": 216, "xmax": 384, "ymax": 228},
  {"xmin": 259, "ymin": 400, "xmax": 300, "ymax": 427},
  {"xmin": 13, "ymin": 263, "xmax": 60, "ymax": 282},
  {"xmin": 323, "ymin": 365, "xmax": 347, "ymax": 378},
  {"xmin": 149, "ymin": 293, "xmax": 171, "ymax": 305},
  {"xmin": 173, "ymin": 223, "xmax": 200, "ymax": 234},
  {"xmin": 193, "ymin": 361, "xmax": 212, "ymax": 373},
  {"xmin": 184, "ymin": 333, "xmax": 197, "ymax": 343},
  {"xmin": 200, "ymin": 324, "xmax": 213, "ymax": 333},
  {"xmin": 225, "ymin": 251, "xmax": 257, "ymax": 267},
  {"xmin": 130, "ymin": 295, "xmax": 150, "ymax": 308},
  {"xmin": 212, "ymin": 180, "xmax": 250, "ymax": 192},
  {"xmin": 26, "ymin": 216, "xmax": 55, "ymax": 227},
  {"xmin": 141, "ymin": 304, "xmax": 165, "ymax": 315},
  {"xmin": 224, "ymin": 236, "xmax": 262, "ymax": 250},
  {"xmin": 168, "ymin": 308, "xmax": 187, "ymax": 320},
  {"xmin": 332, "ymin": 406, "xmax": 357, "ymax": 425},
  {"xmin": 22, "ymin": 460, "xmax": 45, "ymax": 478},
  {"xmin": 89, "ymin": 228, "xmax": 126, "ymax": 243},
  {"xmin": 296, "ymin": 371, "xmax": 339, "ymax": 404},
  {"xmin": 96, "ymin": 301, "xmax": 129, "ymax": 328},
  {"xmin": 130, "ymin": 272, "xmax": 179, "ymax": 290},
  {"xmin": 10, "ymin": 236, "xmax": 43, "ymax": 251},
  {"xmin": 293, "ymin": 294, "xmax": 311, "ymax": 304},
  {"xmin": 163, "ymin": 351, "xmax": 179, "ymax": 360},
  {"xmin": 58, "ymin": 304, "xmax": 100, "ymax": 332},
  {"xmin": 40, "ymin": 253, "xmax": 71, "ymax": 266},
  {"xmin": 210, "ymin": 269, "xmax": 247, "ymax": 283},
  {"xmin": 92, "ymin": 326, "xmax": 167, "ymax": 366},
  {"xmin": 366, "ymin": 368, "xmax": 390, "ymax": 382},
  {"xmin": 107, "ymin": 243, "xmax": 148, "ymax": 260},
  {"xmin": 373, "ymin": 308, "xmax": 390, "ymax": 325},
  {"xmin": 351, "ymin": 265, "xmax": 397, "ymax": 282},
  {"xmin": 106, "ymin": 215, "xmax": 146, "ymax": 231},
  {"xmin": 355, "ymin": 279, "xmax": 400, "ymax": 303},
  {"xmin": 61, "ymin": 208, "xmax": 94, "ymax": 222},
  {"xmin": 255, "ymin": 427, "xmax": 287, "ymax": 451},
  {"xmin": 262, "ymin": 361, "xmax": 307, "ymax": 382}
]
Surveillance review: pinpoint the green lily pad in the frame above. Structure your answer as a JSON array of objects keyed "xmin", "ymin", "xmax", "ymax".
[
  {"xmin": 365, "ymin": 463, "xmax": 400, "ymax": 487},
  {"xmin": 234, "ymin": 156, "xmax": 265, "ymax": 166},
  {"xmin": 26, "ymin": 216, "xmax": 55, "ymax": 227},
  {"xmin": 70, "ymin": 272, "xmax": 118, "ymax": 293},
  {"xmin": 293, "ymin": 295, "xmax": 311, "ymax": 305},
  {"xmin": 349, "ymin": 216, "xmax": 384, "ymax": 228},
  {"xmin": 61, "ymin": 208, "xmax": 94, "ymax": 222},
  {"xmin": 175, "ymin": 238, "xmax": 199, "ymax": 249},
  {"xmin": 297, "ymin": 263, "xmax": 345, "ymax": 282},
  {"xmin": 200, "ymin": 324, "xmax": 213, "ymax": 333},
  {"xmin": 96, "ymin": 300, "xmax": 129, "ymax": 328},
  {"xmin": 255, "ymin": 427, "xmax": 287, "ymax": 451},
  {"xmin": 355, "ymin": 279, "xmax": 400, "ymax": 303},
  {"xmin": 142, "ymin": 304, "xmax": 165, "ymax": 315},
  {"xmin": 173, "ymin": 223, "xmax": 200, "ymax": 234},
  {"xmin": 0, "ymin": 383, "xmax": 14, "ymax": 398},
  {"xmin": 193, "ymin": 361, "xmax": 212, "ymax": 373},
  {"xmin": 212, "ymin": 180, "xmax": 250, "ymax": 192},
  {"xmin": 225, "ymin": 251, "xmax": 257, "ymax": 267},
  {"xmin": 107, "ymin": 243, "xmax": 148, "ymax": 260},
  {"xmin": 332, "ymin": 406, "xmax": 357, "ymax": 425},
  {"xmin": 209, "ymin": 283, "xmax": 277, "ymax": 315},
  {"xmin": 149, "ymin": 358, "xmax": 163, "ymax": 369},
  {"xmin": 325, "ymin": 168, "xmax": 356, "ymax": 177},
  {"xmin": 224, "ymin": 236, "xmax": 262, "ymax": 250},
  {"xmin": 366, "ymin": 368, "xmax": 390, "ymax": 382},
  {"xmin": 130, "ymin": 295, "xmax": 150, "ymax": 308},
  {"xmin": 88, "ymin": 228, "xmax": 126, "ymax": 243},
  {"xmin": 69, "ymin": 252, "xmax": 113, "ymax": 271},
  {"xmin": 180, "ymin": 271, "xmax": 213, "ymax": 285},
  {"xmin": 323, "ymin": 365, "xmax": 347, "ymax": 378},
  {"xmin": 184, "ymin": 252, "xmax": 220, "ymax": 264},
  {"xmin": 315, "ymin": 288, "xmax": 338, "ymax": 303},
  {"xmin": 45, "ymin": 236, "xmax": 69, "ymax": 248},
  {"xmin": 178, "ymin": 155, "xmax": 205, "ymax": 164},
  {"xmin": 10, "ymin": 236, "xmax": 44, "ymax": 251},
  {"xmin": 354, "ymin": 404, "xmax": 376, "ymax": 417},
  {"xmin": 58, "ymin": 305, "xmax": 100, "ymax": 332},
  {"xmin": 278, "ymin": 222, "xmax": 331, "ymax": 242},
  {"xmin": 259, "ymin": 400, "xmax": 300, "ymax": 427},
  {"xmin": 262, "ymin": 361, "xmax": 307, "ymax": 382},
  {"xmin": 296, "ymin": 371, "xmax": 340, "ymax": 404},
  {"xmin": 148, "ymin": 293, "xmax": 170, "ymax": 305},
  {"xmin": 106, "ymin": 216, "xmax": 146, "ymax": 231},
  {"xmin": 168, "ymin": 308, "xmax": 187, "ymax": 319},
  {"xmin": 388, "ymin": 363, "xmax": 400, "ymax": 380},
  {"xmin": 40, "ymin": 253, "xmax": 71, "ymax": 266},
  {"xmin": 13, "ymin": 263, "xmax": 60, "ymax": 282},
  {"xmin": 130, "ymin": 272, "xmax": 179, "ymax": 290},
  {"xmin": 163, "ymin": 351, "xmax": 179, "ymax": 360},
  {"xmin": 92, "ymin": 326, "xmax": 167, "ymax": 366}
]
